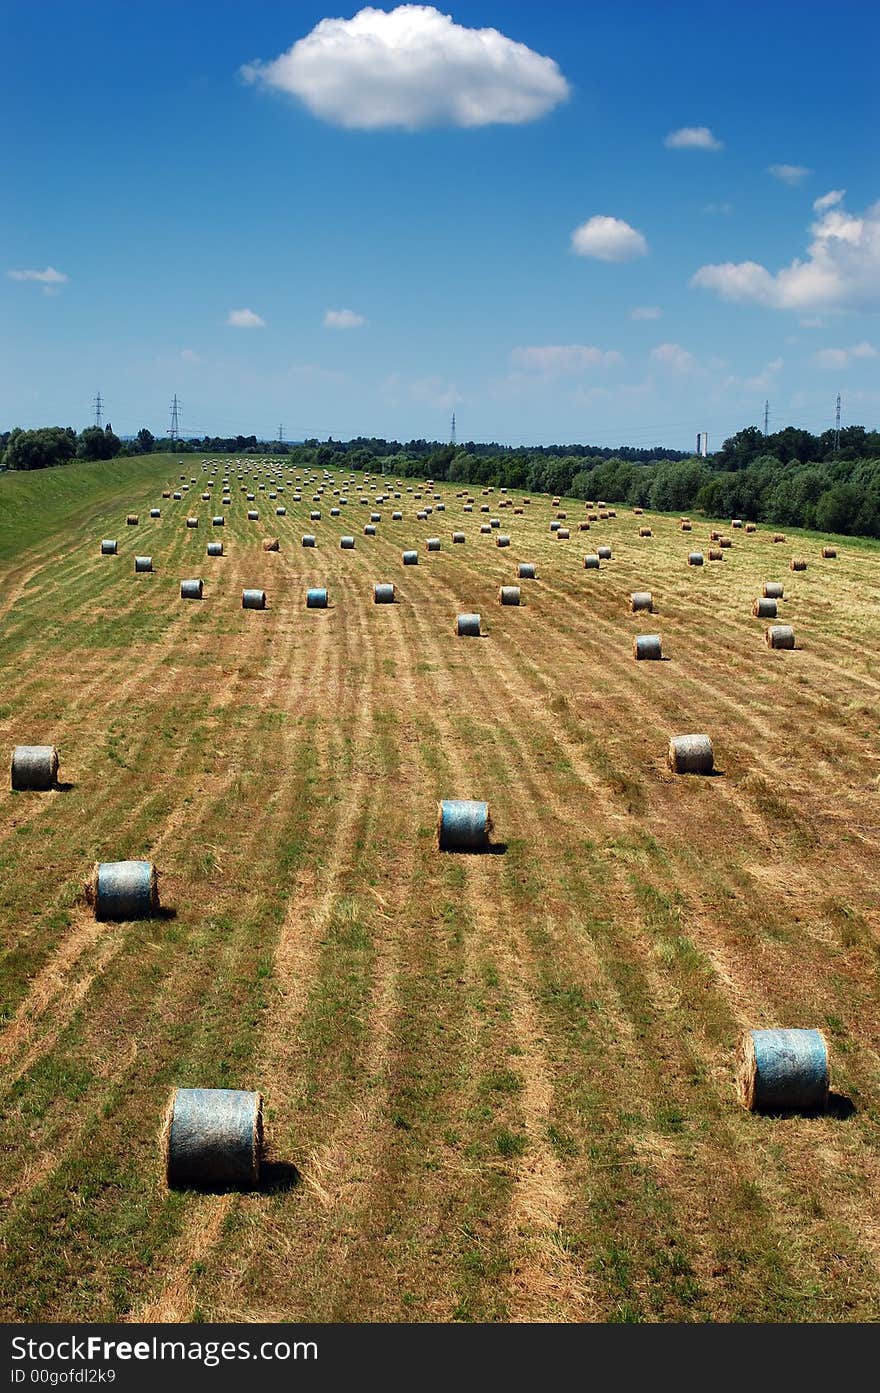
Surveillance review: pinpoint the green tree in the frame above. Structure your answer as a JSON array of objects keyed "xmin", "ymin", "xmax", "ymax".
[{"xmin": 3, "ymin": 426, "xmax": 76, "ymax": 470}]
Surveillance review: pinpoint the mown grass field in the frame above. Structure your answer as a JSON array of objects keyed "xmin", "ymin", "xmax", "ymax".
[{"xmin": 1, "ymin": 452, "xmax": 879, "ymax": 1323}]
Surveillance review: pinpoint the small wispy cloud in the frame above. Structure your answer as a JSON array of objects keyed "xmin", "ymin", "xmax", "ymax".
[
  {"xmin": 510, "ymin": 344, "xmax": 623, "ymax": 376},
  {"xmin": 571, "ymin": 215, "xmax": 648, "ymax": 261},
  {"xmin": 767, "ymin": 164, "xmax": 811, "ymax": 185},
  {"xmin": 703, "ymin": 201, "xmax": 733, "ymax": 215},
  {"xmin": 180, "ymin": 348, "xmax": 202, "ymax": 363},
  {"xmin": 8, "ymin": 265, "xmax": 68, "ymax": 295},
  {"xmin": 812, "ymin": 342, "xmax": 877, "ymax": 369},
  {"xmin": 664, "ymin": 126, "xmax": 723, "ymax": 151},
  {"xmin": 650, "ymin": 342, "xmax": 697, "ymax": 372},
  {"xmin": 227, "ymin": 307, "xmax": 266, "ymax": 328},
  {"xmin": 630, "ymin": 306, "xmax": 661, "ymax": 321},
  {"xmin": 813, "ymin": 189, "xmax": 845, "ymax": 212},
  {"xmin": 323, "ymin": 308, "xmax": 365, "ymax": 329},
  {"xmin": 8, "ymin": 265, "xmax": 68, "ymax": 284}
]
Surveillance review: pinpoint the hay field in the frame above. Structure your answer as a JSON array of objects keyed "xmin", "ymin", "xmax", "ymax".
[{"xmin": 1, "ymin": 454, "xmax": 880, "ymax": 1323}]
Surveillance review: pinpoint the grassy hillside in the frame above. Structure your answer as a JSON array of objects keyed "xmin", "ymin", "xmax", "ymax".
[{"xmin": 1, "ymin": 457, "xmax": 879, "ymax": 1322}]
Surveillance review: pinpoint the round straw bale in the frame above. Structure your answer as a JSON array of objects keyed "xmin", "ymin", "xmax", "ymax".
[
  {"xmin": 578, "ymin": 521, "xmax": 591, "ymax": 531},
  {"xmin": 596, "ymin": 546, "xmax": 612, "ymax": 560},
  {"xmin": 549, "ymin": 520, "xmax": 561, "ymax": 532},
  {"xmin": 427, "ymin": 537, "xmax": 441, "ymax": 551},
  {"xmin": 463, "ymin": 504, "xmax": 473, "ymax": 512},
  {"xmin": 101, "ymin": 539, "xmax": 118, "ymax": 555},
  {"xmin": 127, "ymin": 514, "xmax": 139, "ymax": 526},
  {"xmin": 496, "ymin": 534, "xmax": 511, "ymax": 547},
  {"xmin": 392, "ymin": 510, "xmax": 403, "ymax": 520},
  {"xmin": 370, "ymin": 512, "xmax": 381, "ymax": 522},
  {"xmin": 402, "ymin": 550, "xmax": 418, "ymax": 564},
  {"xmin": 330, "ymin": 507, "xmax": 340, "ymax": 516},
  {"xmin": 638, "ymin": 526, "xmax": 652, "ymax": 537},
  {"xmin": 710, "ymin": 530, "xmax": 721, "ymax": 541},
  {"xmin": 310, "ymin": 510, "xmax": 321, "ymax": 520},
  {"xmin": 201, "ymin": 492, "xmax": 210, "ymax": 501},
  {"xmin": 373, "ymin": 583, "xmax": 395, "ymax": 603},
  {"xmin": 633, "ymin": 507, "xmax": 643, "ymax": 515},
  {"xmin": 306, "ymin": 588, "xmax": 328, "ymax": 608},
  {"xmin": 275, "ymin": 506, "xmax": 286, "ymax": 516},
  {"xmin": 790, "ymin": 558, "xmax": 807, "ymax": 571},
  {"xmin": 668, "ymin": 734, "xmax": 714, "ymax": 774},
  {"xmin": 688, "ymin": 552, "xmax": 704, "ymax": 566},
  {"xmin": 262, "ymin": 537, "xmax": 279, "ymax": 551},
  {"xmin": 499, "ymin": 586, "xmax": 521, "ymax": 605},
  {"xmin": 719, "ymin": 537, "xmax": 732, "ymax": 548},
  {"xmin": 708, "ymin": 548, "xmax": 723, "ymax": 561},
  {"xmin": 180, "ymin": 578, "xmax": 203, "ymax": 599},
  {"xmin": 631, "ymin": 591, "xmax": 653, "ymax": 612},
  {"xmin": 86, "ymin": 860, "xmax": 159, "ymax": 920},
  {"xmin": 247, "ymin": 493, "xmax": 255, "ymax": 501},
  {"xmin": 207, "ymin": 542, "xmax": 224, "ymax": 557},
  {"xmin": 416, "ymin": 510, "xmax": 427, "ymax": 520},
  {"xmin": 340, "ymin": 535, "xmax": 355, "ymax": 549},
  {"xmin": 242, "ymin": 589, "xmax": 266, "ymax": 610},
  {"xmin": 452, "ymin": 531, "xmax": 465, "ymax": 543},
  {"xmin": 745, "ymin": 523, "xmax": 757, "ymax": 533},
  {"xmin": 583, "ymin": 553, "xmax": 600, "ymax": 569},
  {"xmin": 212, "ymin": 516, "xmax": 224, "ymax": 527},
  {"xmin": 302, "ymin": 534, "xmax": 316, "ymax": 547},
  {"xmin": 731, "ymin": 518, "xmax": 743, "ymax": 528},
  {"xmin": 11, "ymin": 745, "xmax": 58, "ymax": 791},
  {"xmin": 517, "ymin": 562, "xmax": 536, "ymax": 579},
  {"xmin": 164, "ymin": 1087, "xmax": 263, "ymax": 1189},
  {"xmin": 766, "ymin": 624, "xmax": 795, "ymax": 649},
  {"xmin": 456, "ymin": 613, "xmax": 481, "ymax": 636},
  {"xmin": 134, "ymin": 556, "xmax": 153, "ymax": 573},
  {"xmin": 247, "ymin": 509, "xmax": 259, "ymax": 520},
  {"xmin": 763, "ymin": 581, "xmax": 784, "ymax": 598},
  {"xmin": 186, "ymin": 517, "xmax": 198, "ymax": 528},
  {"xmin": 634, "ymin": 634, "xmax": 662, "ymax": 660},
  {"xmin": 480, "ymin": 524, "xmax": 492, "ymax": 534},
  {"xmin": 736, "ymin": 1028, "xmax": 829, "ymax": 1112},
  {"xmin": 753, "ymin": 597, "xmax": 777, "ymax": 618},
  {"xmin": 556, "ymin": 511, "xmax": 567, "ymax": 520},
  {"xmin": 365, "ymin": 524, "xmax": 378, "ymax": 537},
  {"xmin": 821, "ymin": 546, "xmax": 837, "ymax": 558},
  {"xmin": 150, "ymin": 508, "xmax": 161, "ymax": 518},
  {"xmin": 437, "ymin": 799, "xmax": 492, "ymax": 851},
  {"xmin": 436, "ymin": 503, "xmax": 445, "ymax": 511},
  {"xmin": 772, "ymin": 533, "xmax": 786, "ymax": 542},
  {"xmin": 681, "ymin": 521, "xmax": 692, "ymax": 531},
  {"xmin": 162, "ymin": 490, "xmax": 171, "ymax": 499},
  {"xmin": 557, "ymin": 528, "xmax": 570, "ymax": 539}
]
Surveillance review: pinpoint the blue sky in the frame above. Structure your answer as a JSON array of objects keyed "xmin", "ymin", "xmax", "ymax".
[{"xmin": 2, "ymin": 1, "xmax": 877, "ymax": 449}]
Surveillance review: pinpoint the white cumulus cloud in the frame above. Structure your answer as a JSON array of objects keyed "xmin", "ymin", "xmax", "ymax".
[
  {"xmin": 227, "ymin": 308, "xmax": 266, "ymax": 328},
  {"xmin": 510, "ymin": 344, "xmax": 623, "ymax": 376},
  {"xmin": 814, "ymin": 189, "xmax": 845, "ymax": 212},
  {"xmin": 571, "ymin": 215, "xmax": 648, "ymax": 262},
  {"xmin": 650, "ymin": 342, "xmax": 696, "ymax": 372},
  {"xmin": 767, "ymin": 164, "xmax": 811, "ymax": 185},
  {"xmin": 241, "ymin": 5, "xmax": 570, "ymax": 130},
  {"xmin": 664, "ymin": 126, "xmax": 723, "ymax": 150},
  {"xmin": 691, "ymin": 199, "xmax": 880, "ymax": 312},
  {"xmin": 323, "ymin": 308, "xmax": 366, "ymax": 329},
  {"xmin": 8, "ymin": 265, "xmax": 68, "ymax": 285},
  {"xmin": 813, "ymin": 342, "xmax": 877, "ymax": 369},
  {"xmin": 630, "ymin": 305, "xmax": 661, "ymax": 320}
]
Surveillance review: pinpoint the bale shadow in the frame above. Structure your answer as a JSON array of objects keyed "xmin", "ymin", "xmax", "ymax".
[
  {"xmin": 754, "ymin": 1092, "xmax": 855, "ymax": 1120},
  {"xmin": 259, "ymin": 1160, "xmax": 302, "ymax": 1193},
  {"xmin": 53, "ymin": 781, "xmax": 76, "ymax": 793}
]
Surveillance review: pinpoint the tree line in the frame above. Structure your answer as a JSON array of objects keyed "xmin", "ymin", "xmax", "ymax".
[{"xmin": 2, "ymin": 422, "xmax": 879, "ymax": 538}]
